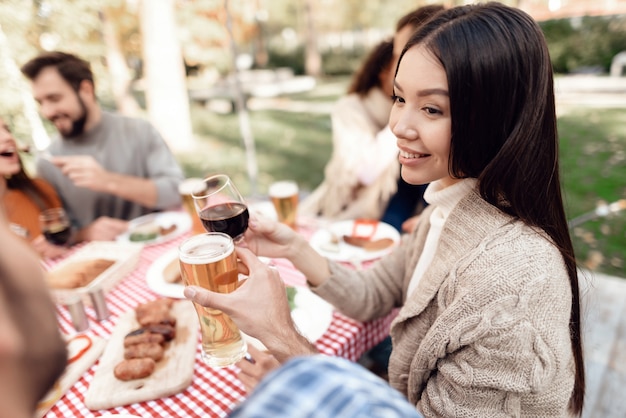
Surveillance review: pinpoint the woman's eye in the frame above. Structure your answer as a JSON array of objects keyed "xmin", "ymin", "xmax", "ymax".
[
  {"xmin": 424, "ymin": 107, "xmax": 441, "ymax": 115},
  {"xmin": 391, "ymin": 95, "xmax": 405, "ymax": 104}
]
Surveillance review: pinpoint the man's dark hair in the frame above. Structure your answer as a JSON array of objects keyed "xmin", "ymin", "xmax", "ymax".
[{"xmin": 20, "ymin": 51, "xmax": 94, "ymax": 92}]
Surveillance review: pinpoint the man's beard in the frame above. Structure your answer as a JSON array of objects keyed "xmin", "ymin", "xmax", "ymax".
[{"xmin": 60, "ymin": 95, "xmax": 88, "ymax": 138}]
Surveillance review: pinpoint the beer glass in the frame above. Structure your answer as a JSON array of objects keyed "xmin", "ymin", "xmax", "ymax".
[
  {"xmin": 268, "ymin": 180, "xmax": 299, "ymax": 228},
  {"xmin": 39, "ymin": 208, "xmax": 71, "ymax": 246},
  {"xmin": 178, "ymin": 232, "xmax": 247, "ymax": 367},
  {"xmin": 192, "ymin": 174, "xmax": 249, "ymax": 242},
  {"xmin": 178, "ymin": 178, "xmax": 207, "ymax": 235}
]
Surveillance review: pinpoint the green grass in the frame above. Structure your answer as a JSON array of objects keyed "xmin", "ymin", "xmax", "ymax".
[
  {"xmin": 176, "ymin": 78, "xmax": 626, "ymax": 278},
  {"xmin": 178, "ymin": 103, "xmax": 333, "ymax": 196},
  {"xmin": 559, "ymin": 108, "xmax": 626, "ymax": 277}
]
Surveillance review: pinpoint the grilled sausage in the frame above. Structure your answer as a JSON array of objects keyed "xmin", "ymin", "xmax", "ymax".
[{"xmin": 114, "ymin": 358, "xmax": 156, "ymax": 381}]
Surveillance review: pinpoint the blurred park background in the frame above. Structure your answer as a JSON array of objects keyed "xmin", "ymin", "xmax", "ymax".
[{"xmin": 0, "ymin": 0, "xmax": 625, "ymax": 278}]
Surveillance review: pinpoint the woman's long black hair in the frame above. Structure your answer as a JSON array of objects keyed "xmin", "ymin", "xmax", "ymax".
[{"xmin": 401, "ymin": 3, "xmax": 584, "ymax": 414}]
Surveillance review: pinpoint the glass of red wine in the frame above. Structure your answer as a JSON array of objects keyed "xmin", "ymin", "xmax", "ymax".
[
  {"xmin": 39, "ymin": 208, "xmax": 72, "ymax": 246},
  {"xmin": 191, "ymin": 174, "xmax": 249, "ymax": 242}
]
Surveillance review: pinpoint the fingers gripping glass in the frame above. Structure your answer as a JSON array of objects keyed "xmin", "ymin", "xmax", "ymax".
[{"xmin": 191, "ymin": 174, "xmax": 249, "ymax": 242}]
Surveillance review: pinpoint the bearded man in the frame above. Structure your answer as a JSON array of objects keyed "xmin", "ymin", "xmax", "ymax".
[{"xmin": 21, "ymin": 52, "xmax": 184, "ymax": 242}]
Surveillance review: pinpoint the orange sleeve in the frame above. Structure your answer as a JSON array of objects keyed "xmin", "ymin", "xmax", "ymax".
[{"xmin": 2, "ymin": 179, "xmax": 62, "ymax": 241}]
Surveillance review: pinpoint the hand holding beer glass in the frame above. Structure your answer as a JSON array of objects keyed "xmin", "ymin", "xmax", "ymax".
[
  {"xmin": 268, "ymin": 181, "xmax": 299, "ymax": 229},
  {"xmin": 178, "ymin": 232, "xmax": 247, "ymax": 367},
  {"xmin": 192, "ymin": 174, "xmax": 249, "ymax": 242}
]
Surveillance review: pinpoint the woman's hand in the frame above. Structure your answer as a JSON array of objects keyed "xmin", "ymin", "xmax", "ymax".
[
  {"xmin": 236, "ymin": 345, "xmax": 280, "ymax": 393},
  {"xmin": 184, "ymin": 246, "xmax": 317, "ymax": 362},
  {"xmin": 242, "ymin": 216, "xmax": 302, "ymax": 259}
]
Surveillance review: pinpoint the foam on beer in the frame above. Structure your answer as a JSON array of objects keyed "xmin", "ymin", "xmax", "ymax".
[
  {"xmin": 179, "ymin": 233, "xmax": 234, "ymax": 265},
  {"xmin": 268, "ymin": 181, "xmax": 298, "ymax": 198}
]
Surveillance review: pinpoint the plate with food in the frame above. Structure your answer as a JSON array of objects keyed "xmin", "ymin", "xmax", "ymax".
[
  {"xmin": 46, "ymin": 241, "xmax": 143, "ymax": 304},
  {"xmin": 84, "ymin": 299, "xmax": 197, "ymax": 410},
  {"xmin": 309, "ymin": 219, "xmax": 400, "ymax": 262},
  {"xmin": 146, "ymin": 249, "xmax": 185, "ymax": 298},
  {"xmin": 117, "ymin": 211, "xmax": 191, "ymax": 245},
  {"xmin": 146, "ymin": 249, "xmax": 272, "ymax": 299}
]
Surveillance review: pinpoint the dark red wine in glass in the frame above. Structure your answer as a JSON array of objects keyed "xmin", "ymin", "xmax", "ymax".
[
  {"xmin": 43, "ymin": 224, "xmax": 72, "ymax": 245},
  {"xmin": 199, "ymin": 202, "xmax": 249, "ymax": 240},
  {"xmin": 39, "ymin": 208, "xmax": 71, "ymax": 246}
]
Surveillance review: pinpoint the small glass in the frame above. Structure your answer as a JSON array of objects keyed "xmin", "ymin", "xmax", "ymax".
[
  {"xmin": 179, "ymin": 233, "xmax": 247, "ymax": 367},
  {"xmin": 191, "ymin": 174, "xmax": 249, "ymax": 242},
  {"xmin": 39, "ymin": 208, "xmax": 71, "ymax": 246},
  {"xmin": 268, "ymin": 180, "xmax": 299, "ymax": 229},
  {"xmin": 179, "ymin": 178, "xmax": 208, "ymax": 235}
]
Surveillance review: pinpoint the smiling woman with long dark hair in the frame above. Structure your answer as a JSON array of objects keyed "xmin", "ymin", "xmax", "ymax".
[{"xmin": 185, "ymin": 3, "xmax": 585, "ymax": 416}]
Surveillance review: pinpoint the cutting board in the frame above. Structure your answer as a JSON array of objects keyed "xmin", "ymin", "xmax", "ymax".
[
  {"xmin": 84, "ymin": 300, "xmax": 198, "ymax": 410},
  {"xmin": 36, "ymin": 335, "xmax": 107, "ymax": 417}
]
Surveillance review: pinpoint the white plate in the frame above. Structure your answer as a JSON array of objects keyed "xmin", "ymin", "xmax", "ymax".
[
  {"xmin": 146, "ymin": 249, "xmax": 271, "ymax": 299},
  {"xmin": 146, "ymin": 248, "xmax": 185, "ymax": 298},
  {"xmin": 309, "ymin": 220, "xmax": 400, "ymax": 262},
  {"xmin": 117, "ymin": 211, "xmax": 191, "ymax": 245},
  {"xmin": 243, "ymin": 286, "xmax": 333, "ymax": 350}
]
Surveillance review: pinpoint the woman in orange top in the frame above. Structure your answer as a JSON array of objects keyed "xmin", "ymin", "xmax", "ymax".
[{"xmin": 0, "ymin": 117, "xmax": 67, "ymax": 259}]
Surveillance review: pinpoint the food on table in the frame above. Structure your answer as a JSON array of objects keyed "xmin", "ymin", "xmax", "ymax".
[
  {"xmin": 351, "ymin": 218, "xmax": 379, "ymax": 239},
  {"xmin": 46, "ymin": 258, "xmax": 115, "ymax": 289},
  {"xmin": 159, "ymin": 224, "xmax": 177, "ymax": 236},
  {"xmin": 123, "ymin": 331, "xmax": 165, "ymax": 347},
  {"xmin": 129, "ymin": 221, "xmax": 177, "ymax": 242},
  {"xmin": 286, "ymin": 286, "xmax": 297, "ymax": 310},
  {"xmin": 113, "ymin": 298, "xmax": 177, "ymax": 381},
  {"xmin": 114, "ymin": 358, "xmax": 156, "ymax": 381},
  {"xmin": 145, "ymin": 323, "xmax": 177, "ymax": 341},
  {"xmin": 342, "ymin": 235, "xmax": 395, "ymax": 252},
  {"xmin": 136, "ymin": 298, "xmax": 176, "ymax": 327},
  {"xmin": 124, "ymin": 342, "xmax": 164, "ymax": 361},
  {"xmin": 162, "ymin": 258, "xmax": 183, "ymax": 284}
]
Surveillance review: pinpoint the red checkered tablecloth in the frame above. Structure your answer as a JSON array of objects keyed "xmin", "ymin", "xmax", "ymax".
[{"xmin": 43, "ymin": 232, "xmax": 395, "ymax": 418}]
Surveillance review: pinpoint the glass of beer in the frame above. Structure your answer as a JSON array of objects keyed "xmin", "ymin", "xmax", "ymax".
[
  {"xmin": 179, "ymin": 178, "xmax": 207, "ymax": 235},
  {"xmin": 39, "ymin": 207, "xmax": 71, "ymax": 246},
  {"xmin": 192, "ymin": 174, "xmax": 249, "ymax": 242},
  {"xmin": 178, "ymin": 232, "xmax": 247, "ymax": 367},
  {"xmin": 269, "ymin": 180, "xmax": 299, "ymax": 228}
]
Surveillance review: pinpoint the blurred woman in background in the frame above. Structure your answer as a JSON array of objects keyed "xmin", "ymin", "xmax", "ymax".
[{"xmin": 0, "ymin": 117, "xmax": 68, "ymax": 258}]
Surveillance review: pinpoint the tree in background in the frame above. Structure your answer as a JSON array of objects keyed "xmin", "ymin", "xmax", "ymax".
[{"xmin": 140, "ymin": 0, "xmax": 194, "ymax": 152}]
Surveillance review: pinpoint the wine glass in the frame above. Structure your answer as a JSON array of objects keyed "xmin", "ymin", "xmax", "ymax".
[
  {"xmin": 39, "ymin": 208, "xmax": 72, "ymax": 246},
  {"xmin": 191, "ymin": 174, "xmax": 249, "ymax": 242}
]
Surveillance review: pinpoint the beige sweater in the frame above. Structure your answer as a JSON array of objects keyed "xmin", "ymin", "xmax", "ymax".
[{"xmin": 313, "ymin": 188, "xmax": 575, "ymax": 417}]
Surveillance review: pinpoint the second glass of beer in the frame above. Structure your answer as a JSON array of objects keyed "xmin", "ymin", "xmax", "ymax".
[
  {"xmin": 269, "ymin": 180, "xmax": 299, "ymax": 228},
  {"xmin": 178, "ymin": 232, "xmax": 247, "ymax": 367},
  {"xmin": 178, "ymin": 178, "xmax": 207, "ymax": 235}
]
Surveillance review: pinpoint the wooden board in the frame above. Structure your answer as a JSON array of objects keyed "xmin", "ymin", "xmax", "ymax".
[
  {"xmin": 84, "ymin": 300, "xmax": 198, "ymax": 410},
  {"xmin": 36, "ymin": 335, "xmax": 107, "ymax": 417}
]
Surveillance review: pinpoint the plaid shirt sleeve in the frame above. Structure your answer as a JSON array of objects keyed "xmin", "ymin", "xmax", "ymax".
[{"xmin": 229, "ymin": 355, "xmax": 423, "ymax": 418}]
